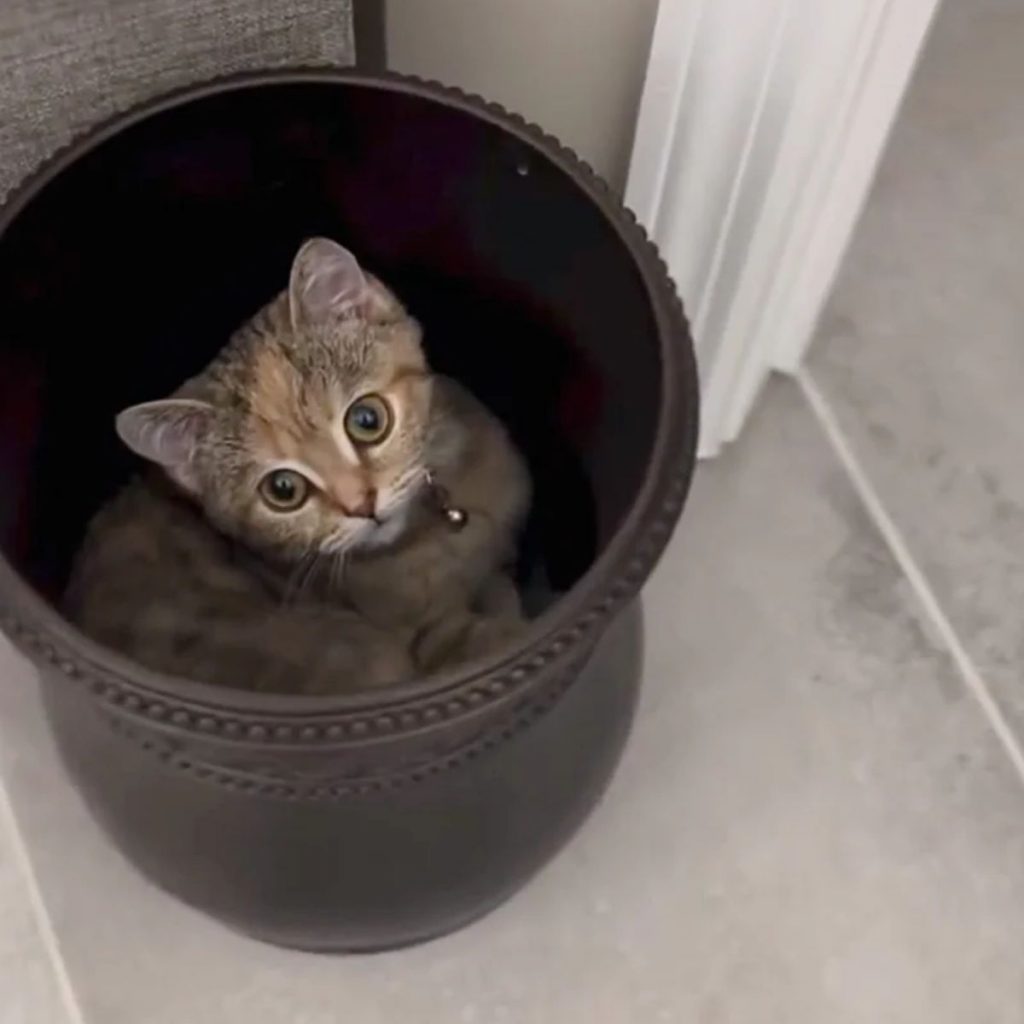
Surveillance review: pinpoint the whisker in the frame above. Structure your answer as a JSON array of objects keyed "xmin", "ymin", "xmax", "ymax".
[
  {"xmin": 328, "ymin": 548, "xmax": 349, "ymax": 597},
  {"xmin": 280, "ymin": 557, "xmax": 305, "ymax": 606},
  {"xmin": 380, "ymin": 467, "xmax": 428, "ymax": 513},
  {"xmin": 301, "ymin": 551, "xmax": 326, "ymax": 601},
  {"xmin": 282, "ymin": 545, "xmax": 319, "ymax": 606}
]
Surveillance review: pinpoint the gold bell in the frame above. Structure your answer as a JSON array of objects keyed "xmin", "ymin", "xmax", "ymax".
[
  {"xmin": 426, "ymin": 470, "xmax": 469, "ymax": 532},
  {"xmin": 443, "ymin": 506, "xmax": 469, "ymax": 531}
]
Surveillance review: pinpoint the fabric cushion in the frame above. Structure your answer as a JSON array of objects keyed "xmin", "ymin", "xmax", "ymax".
[{"xmin": 0, "ymin": 0, "xmax": 353, "ymax": 199}]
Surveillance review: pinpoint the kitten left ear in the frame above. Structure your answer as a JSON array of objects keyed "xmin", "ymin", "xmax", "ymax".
[
  {"xmin": 289, "ymin": 237, "xmax": 368, "ymax": 330},
  {"xmin": 115, "ymin": 399, "xmax": 215, "ymax": 492},
  {"xmin": 289, "ymin": 237, "xmax": 404, "ymax": 329}
]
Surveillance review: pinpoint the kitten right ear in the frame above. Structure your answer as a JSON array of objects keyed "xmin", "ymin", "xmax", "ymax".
[
  {"xmin": 289, "ymin": 237, "xmax": 368, "ymax": 330},
  {"xmin": 115, "ymin": 399, "xmax": 214, "ymax": 492}
]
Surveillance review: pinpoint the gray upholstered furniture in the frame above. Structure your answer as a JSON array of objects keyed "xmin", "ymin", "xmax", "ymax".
[{"xmin": 0, "ymin": 0, "xmax": 355, "ymax": 198}]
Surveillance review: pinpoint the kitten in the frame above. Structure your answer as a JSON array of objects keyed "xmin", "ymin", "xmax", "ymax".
[{"xmin": 64, "ymin": 238, "xmax": 531, "ymax": 694}]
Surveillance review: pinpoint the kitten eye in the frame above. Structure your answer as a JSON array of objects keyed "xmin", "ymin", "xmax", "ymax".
[
  {"xmin": 258, "ymin": 469, "xmax": 311, "ymax": 512},
  {"xmin": 344, "ymin": 393, "xmax": 392, "ymax": 445}
]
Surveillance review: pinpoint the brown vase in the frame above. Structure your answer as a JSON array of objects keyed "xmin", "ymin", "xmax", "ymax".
[{"xmin": 0, "ymin": 70, "xmax": 699, "ymax": 951}]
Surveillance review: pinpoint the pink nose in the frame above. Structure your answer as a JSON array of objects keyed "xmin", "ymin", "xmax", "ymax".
[{"xmin": 343, "ymin": 488, "xmax": 377, "ymax": 520}]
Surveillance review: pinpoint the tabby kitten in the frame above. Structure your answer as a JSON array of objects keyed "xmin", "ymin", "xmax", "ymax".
[{"xmin": 64, "ymin": 238, "xmax": 531, "ymax": 694}]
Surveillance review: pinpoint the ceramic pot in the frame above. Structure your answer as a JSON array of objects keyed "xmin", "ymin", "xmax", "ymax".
[{"xmin": 0, "ymin": 70, "xmax": 698, "ymax": 951}]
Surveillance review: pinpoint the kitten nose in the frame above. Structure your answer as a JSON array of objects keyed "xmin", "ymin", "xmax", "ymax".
[{"xmin": 345, "ymin": 488, "xmax": 377, "ymax": 520}]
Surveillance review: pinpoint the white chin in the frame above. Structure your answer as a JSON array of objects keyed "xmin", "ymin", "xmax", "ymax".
[{"xmin": 360, "ymin": 507, "xmax": 411, "ymax": 550}]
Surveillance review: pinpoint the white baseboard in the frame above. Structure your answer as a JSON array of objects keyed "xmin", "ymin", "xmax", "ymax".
[{"xmin": 626, "ymin": 0, "xmax": 941, "ymax": 458}]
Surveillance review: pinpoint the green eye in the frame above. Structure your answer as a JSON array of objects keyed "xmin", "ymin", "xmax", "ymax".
[
  {"xmin": 258, "ymin": 468, "xmax": 311, "ymax": 512},
  {"xmin": 344, "ymin": 393, "xmax": 392, "ymax": 445}
]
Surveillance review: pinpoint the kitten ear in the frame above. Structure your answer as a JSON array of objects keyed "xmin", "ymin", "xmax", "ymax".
[
  {"xmin": 115, "ymin": 399, "xmax": 214, "ymax": 492},
  {"xmin": 362, "ymin": 272, "xmax": 406, "ymax": 323},
  {"xmin": 289, "ymin": 237, "xmax": 368, "ymax": 329},
  {"xmin": 289, "ymin": 238, "xmax": 405, "ymax": 327}
]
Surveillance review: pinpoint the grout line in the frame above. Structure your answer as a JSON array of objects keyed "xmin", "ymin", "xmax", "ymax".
[
  {"xmin": 797, "ymin": 367, "xmax": 1024, "ymax": 786},
  {"xmin": 0, "ymin": 768, "xmax": 88, "ymax": 1024}
]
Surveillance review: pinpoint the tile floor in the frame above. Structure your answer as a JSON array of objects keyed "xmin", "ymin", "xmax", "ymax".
[
  {"xmin": 3, "ymin": 375, "xmax": 1024, "ymax": 1022},
  {"xmin": 810, "ymin": 0, "xmax": 1024, "ymax": 743},
  {"xmin": 4, "ymin": 0, "xmax": 1024, "ymax": 1020}
]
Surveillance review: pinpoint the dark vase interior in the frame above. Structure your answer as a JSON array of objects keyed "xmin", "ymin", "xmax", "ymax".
[{"xmin": 0, "ymin": 80, "xmax": 662, "ymax": 625}]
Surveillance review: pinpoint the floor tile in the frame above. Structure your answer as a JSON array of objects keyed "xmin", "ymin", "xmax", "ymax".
[
  {"xmin": 2, "ymin": 380, "xmax": 1024, "ymax": 1022},
  {"xmin": 809, "ymin": 0, "xmax": 1024, "ymax": 737},
  {"xmin": 0, "ymin": 776, "xmax": 71, "ymax": 1023}
]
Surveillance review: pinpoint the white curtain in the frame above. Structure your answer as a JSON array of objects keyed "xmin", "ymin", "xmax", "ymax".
[{"xmin": 627, "ymin": 0, "xmax": 938, "ymax": 457}]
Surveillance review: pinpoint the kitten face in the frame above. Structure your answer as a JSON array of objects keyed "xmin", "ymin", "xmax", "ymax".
[{"xmin": 116, "ymin": 239, "xmax": 436, "ymax": 565}]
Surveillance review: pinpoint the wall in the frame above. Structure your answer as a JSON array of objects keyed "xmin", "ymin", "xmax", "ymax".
[{"xmin": 386, "ymin": 0, "xmax": 659, "ymax": 191}]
